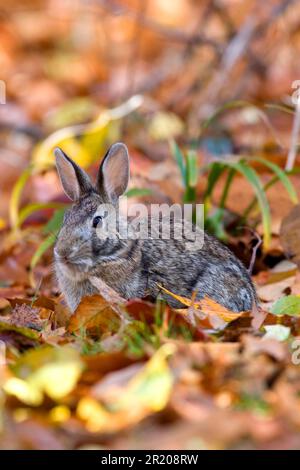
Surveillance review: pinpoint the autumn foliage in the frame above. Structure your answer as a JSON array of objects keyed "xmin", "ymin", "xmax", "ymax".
[{"xmin": 1, "ymin": 0, "xmax": 300, "ymax": 450}]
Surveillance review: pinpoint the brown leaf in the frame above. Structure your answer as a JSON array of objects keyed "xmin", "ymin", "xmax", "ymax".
[
  {"xmin": 40, "ymin": 324, "xmax": 66, "ymax": 345},
  {"xmin": 68, "ymin": 295, "xmax": 123, "ymax": 334},
  {"xmin": 251, "ymin": 303, "xmax": 268, "ymax": 330},
  {"xmin": 241, "ymin": 334, "xmax": 288, "ymax": 362}
]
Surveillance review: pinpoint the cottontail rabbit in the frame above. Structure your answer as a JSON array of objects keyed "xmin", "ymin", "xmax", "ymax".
[{"xmin": 54, "ymin": 143, "xmax": 257, "ymax": 312}]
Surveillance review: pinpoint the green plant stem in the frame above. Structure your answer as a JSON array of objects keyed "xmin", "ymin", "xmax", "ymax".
[
  {"xmin": 242, "ymin": 175, "xmax": 278, "ymax": 219},
  {"xmin": 219, "ymin": 168, "xmax": 236, "ymax": 209},
  {"xmin": 183, "ymin": 187, "xmax": 197, "ymax": 204}
]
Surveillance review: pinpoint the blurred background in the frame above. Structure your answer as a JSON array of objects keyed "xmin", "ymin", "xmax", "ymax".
[
  {"xmin": 1, "ymin": 0, "xmax": 300, "ymax": 450},
  {"xmin": 1, "ymin": 0, "xmax": 300, "ymax": 201}
]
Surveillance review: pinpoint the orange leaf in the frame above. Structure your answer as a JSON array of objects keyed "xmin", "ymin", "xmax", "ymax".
[
  {"xmin": 158, "ymin": 284, "xmax": 245, "ymax": 325},
  {"xmin": 200, "ymin": 296, "xmax": 245, "ymax": 323},
  {"xmin": 68, "ymin": 295, "xmax": 121, "ymax": 334}
]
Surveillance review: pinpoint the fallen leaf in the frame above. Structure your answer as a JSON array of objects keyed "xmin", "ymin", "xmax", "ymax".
[
  {"xmin": 68, "ymin": 295, "xmax": 124, "ymax": 334},
  {"xmin": 4, "ymin": 345, "xmax": 83, "ymax": 405},
  {"xmin": 257, "ymin": 278, "xmax": 295, "ymax": 302},
  {"xmin": 270, "ymin": 295, "xmax": 300, "ymax": 316},
  {"xmin": 264, "ymin": 325, "xmax": 291, "ymax": 341},
  {"xmin": 77, "ymin": 343, "xmax": 175, "ymax": 432},
  {"xmin": 242, "ymin": 335, "xmax": 288, "ymax": 362},
  {"xmin": 158, "ymin": 284, "xmax": 246, "ymax": 327}
]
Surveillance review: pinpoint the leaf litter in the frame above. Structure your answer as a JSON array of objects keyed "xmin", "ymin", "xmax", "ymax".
[{"xmin": 1, "ymin": 0, "xmax": 300, "ymax": 451}]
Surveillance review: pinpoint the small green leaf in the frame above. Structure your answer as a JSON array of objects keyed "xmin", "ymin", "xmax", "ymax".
[{"xmin": 271, "ymin": 295, "xmax": 300, "ymax": 316}]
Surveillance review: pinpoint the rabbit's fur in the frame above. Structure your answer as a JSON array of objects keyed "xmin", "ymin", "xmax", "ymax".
[{"xmin": 54, "ymin": 143, "xmax": 257, "ymax": 312}]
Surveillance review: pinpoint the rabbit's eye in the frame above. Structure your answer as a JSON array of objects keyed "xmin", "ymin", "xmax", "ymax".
[{"xmin": 92, "ymin": 215, "xmax": 103, "ymax": 228}]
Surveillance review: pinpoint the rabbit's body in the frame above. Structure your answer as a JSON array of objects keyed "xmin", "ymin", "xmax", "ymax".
[{"xmin": 54, "ymin": 144, "xmax": 257, "ymax": 312}]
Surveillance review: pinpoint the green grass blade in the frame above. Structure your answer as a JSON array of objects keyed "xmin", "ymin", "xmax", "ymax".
[
  {"xmin": 125, "ymin": 188, "xmax": 152, "ymax": 198},
  {"xmin": 201, "ymin": 101, "xmax": 283, "ymax": 148},
  {"xmin": 204, "ymin": 162, "xmax": 226, "ymax": 200},
  {"xmin": 183, "ymin": 150, "xmax": 198, "ymax": 204},
  {"xmin": 219, "ymin": 167, "xmax": 236, "ymax": 209},
  {"xmin": 170, "ymin": 140, "xmax": 186, "ymax": 184},
  {"xmin": 251, "ymin": 156, "xmax": 298, "ymax": 204},
  {"xmin": 201, "ymin": 100, "xmax": 251, "ymax": 131},
  {"xmin": 18, "ymin": 202, "xmax": 66, "ymax": 227},
  {"xmin": 43, "ymin": 209, "xmax": 65, "ymax": 235},
  {"xmin": 226, "ymin": 161, "xmax": 272, "ymax": 248},
  {"xmin": 9, "ymin": 167, "xmax": 32, "ymax": 230},
  {"xmin": 264, "ymin": 103, "xmax": 294, "ymax": 115},
  {"xmin": 186, "ymin": 150, "xmax": 198, "ymax": 188}
]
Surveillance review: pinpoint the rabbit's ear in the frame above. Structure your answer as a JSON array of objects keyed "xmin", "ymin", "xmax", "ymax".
[
  {"xmin": 54, "ymin": 148, "xmax": 93, "ymax": 201},
  {"xmin": 97, "ymin": 142, "xmax": 129, "ymax": 202}
]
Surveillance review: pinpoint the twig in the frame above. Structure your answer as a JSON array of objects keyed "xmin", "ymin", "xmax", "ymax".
[
  {"xmin": 124, "ymin": 0, "xmax": 148, "ymax": 99},
  {"xmin": 286, "ymin": 96, "xmax": 300, "ymax": 171},
  {"xmin": 248, "ymin": 231, "xmax": 262, "ymax": 275},
  {"xmin": 96, "ymin": 0, "xmax": 221, "ymax": 50},
  {"xmin": 194, "ymin": 0, "xmax": 296, "ymax": 118},
  {"xmin": 234, "ymin": 226, "xmax": 262, "ymax": 275},
  {"xmin": 199, "ymin": 15, "xmax": 258, "ymax": 109},
  {"xmin": 238, "ymin": 227, "xmax": 262, "ymax": 275}
]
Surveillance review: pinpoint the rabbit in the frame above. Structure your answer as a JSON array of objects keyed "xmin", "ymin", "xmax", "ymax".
[{"xmin": 54, "ymin": 143, "xmax": 257, "ymax": 313}]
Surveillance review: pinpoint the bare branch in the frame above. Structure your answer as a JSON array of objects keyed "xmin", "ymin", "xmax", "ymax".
[{"xmin": 286, "ymin": 97, "xmax": 300, "ymax": 171}]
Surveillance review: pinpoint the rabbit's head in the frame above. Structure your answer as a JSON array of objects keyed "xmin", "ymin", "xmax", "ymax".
[{"xmin": 54, "ymin": 143, "xmax": 130, "ymax": 279}]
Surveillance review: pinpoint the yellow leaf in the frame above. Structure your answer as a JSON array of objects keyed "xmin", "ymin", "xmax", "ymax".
[
  {"xmin": 119, "ymin": 343, "xmax": 176, "ymax": 412},
  {"xmin": 3, "ymin": 346, "xmax": 83, "ymax": 406},
  {"xmin": 158, "ymin": 284, "xmax": 245, "ymax": 324},
  {"xmin": 77, "ymin": 344, "xmax": 176, "ymax": 432},
  {"xmin": 77, "ymin": 398, "xmax": 109, "ymax": 432},
  {"xmin": 158, "ymin": 284, "xmax": 194, "ymax": 308},
  {"xmin": 32, "ymin": 95, "xmax": 143, "ymax": 171},
  {"xmin": 0, "ymin": 218, "xmax": 6, "ymax": 230},
  {"xmin": 49, "ymin": 405, "xmax": 71, "ymax": 423},
  {"xmin": 200, "ymin": 296, "xmax": 245, "ymax": 322},
  {"xmin": 9, "ymin": 167, "xmax": 32, "ymax": 230}
]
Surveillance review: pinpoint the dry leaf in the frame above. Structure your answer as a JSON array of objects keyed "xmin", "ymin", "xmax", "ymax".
[
  {"xmin": 68, "ymin": 295, "xmax": 124, "ymax": 334},
  {"xmin": 158, "ymin": 284, "xmax": 246, "ymax": 327}
]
